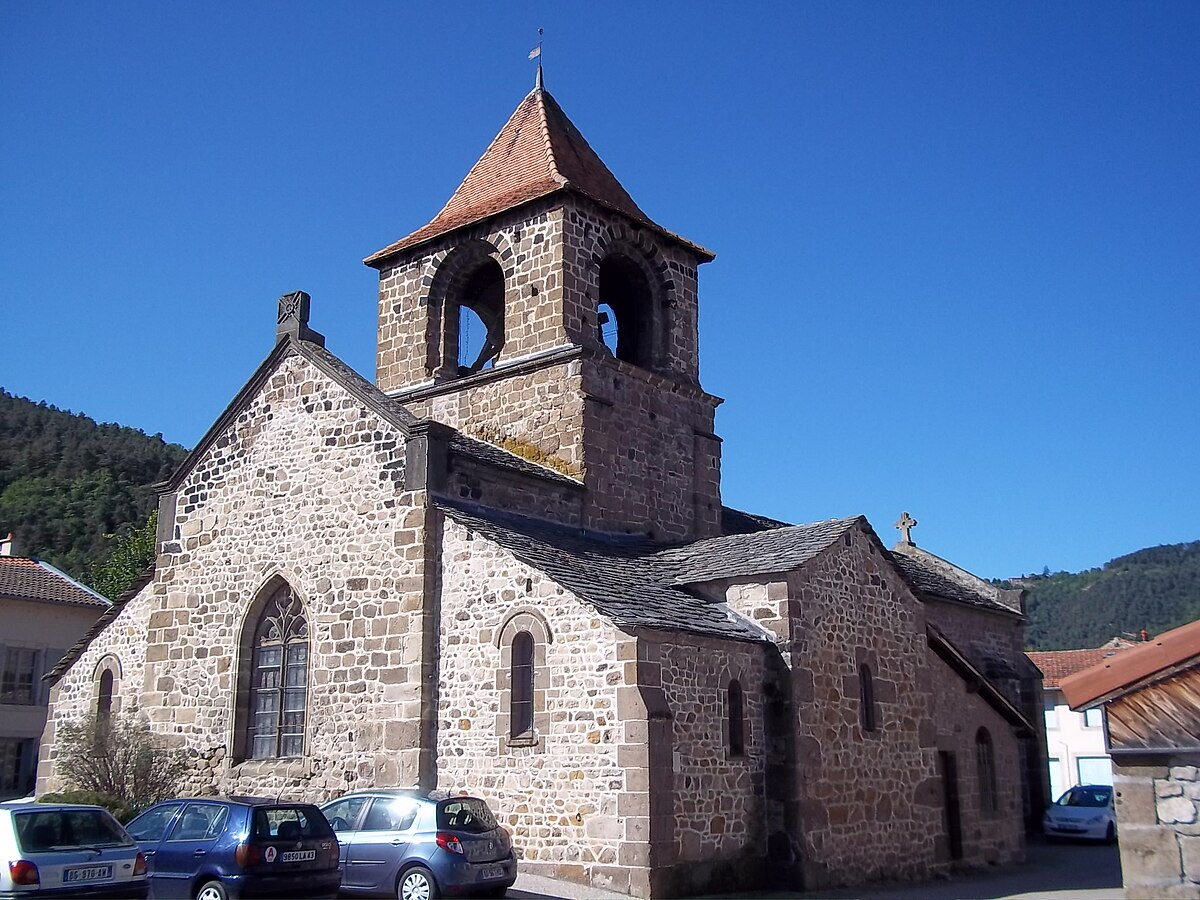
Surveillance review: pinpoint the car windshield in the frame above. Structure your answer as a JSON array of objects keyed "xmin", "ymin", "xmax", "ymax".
[
  {"xmin": 1057, "ymin": 787, "xmax": 1112, "ymax": 808},
  {"xmin": 251, "ymin": 806, "xmax": 333, "ymax": 840},
  {"xmin": 436, "ymin": 798, "xmax": 497, "ymax": 834},
  {"xmin": 15, "ymin": 809, "xmax": 134, "ymax": 852}
]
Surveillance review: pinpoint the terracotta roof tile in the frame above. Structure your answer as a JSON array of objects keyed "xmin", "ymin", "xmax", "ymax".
[
  {"xmin": 1062, "ymin": 619, "xmax": 1200, "ymax": 709},
  {"xmin": 1026, "ymin": 647, "xmax": 1131, "ymax": 689},
  {"xmin": 366, "ymin": 88, "xmax": 712, "ymax": 265},
  {"xmin": 0, "ymin": 557, "xmax": 109, "ymax": 608}
]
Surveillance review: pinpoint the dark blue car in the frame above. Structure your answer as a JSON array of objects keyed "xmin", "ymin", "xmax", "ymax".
[
  {"xmin": 320, "ymin": 790, "xmax": 516, "ymax": 899},
  {"xmin": 126, "ymin": 797, "xmax": 341, "ymax": 900}
]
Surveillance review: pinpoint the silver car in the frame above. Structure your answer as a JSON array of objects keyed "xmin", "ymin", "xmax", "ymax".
[
  {"xmin": 0, "ymin": 801, "xmax": 149, "ymax": 898},
  {"xmin": 1043, "ymin": 784, "xmax": 1117, "ymax": 843}
]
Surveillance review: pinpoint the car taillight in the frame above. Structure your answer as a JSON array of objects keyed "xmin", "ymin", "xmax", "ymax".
[
  {"xmin": 133, "ymin": 852, "xmax": 147, "ymax": 876},
  {"xmin": 436, "ymin": 832, "xmax": 464, "ymax": 855},
  {"xmin": 235, "ymin": 842, "xmax": 262, "ymax": 867},
  {"xmin": 8, "ymin": 860, "xmax": 39, "ymax": 885}
]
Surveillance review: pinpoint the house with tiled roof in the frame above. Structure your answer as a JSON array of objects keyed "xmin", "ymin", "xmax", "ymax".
[
  {"xmin": 39, "ymin": 74, "xmax": 1045, "ymax": 897},
  {"xmin": 1061, "ymin": 621, "xmax": 1200, "ymax": 898},
  {"xmin": 1027, "ymin": 642, "xmax": 1137, "ymax": 801},
  {"xmin": 0, "ymin": 533, "xmax": 109, "ymax": 799}
]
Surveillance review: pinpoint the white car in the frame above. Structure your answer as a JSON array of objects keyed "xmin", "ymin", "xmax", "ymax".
[
  {"xmin": 0, "ymin": 801, "xmax": 148, "ymax": 897},
  {"xmin": 1043, "ymin": 784, "xmax": 1116, "ymax": 843}
]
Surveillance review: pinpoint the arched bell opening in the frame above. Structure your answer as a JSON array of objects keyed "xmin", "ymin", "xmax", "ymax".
[
  {"xmin": 454, "ymin": 259, "xmax": 506, "ymax": 376},
  {"xmin": 597, "ymin": 254, "xmax": 655, "ymax": 369}
]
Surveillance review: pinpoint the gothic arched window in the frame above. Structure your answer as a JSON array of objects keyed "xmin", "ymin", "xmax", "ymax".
[
  {"xmin": 859, "ymin": 663, "xmax": 877, "ymax": 733},
  {"xmin": 728, "ymin": 679, "xmax": 746, "ymax": 757},
  {"xmin": 976, "ymin": 727, "xmax": 997, "ymax": 816},
  {"xmin": 510, "ymin": 631, "xmax": 534, "ymax": 739},
  {"xmin": 245, "ymin": 583, "xmax": 309, "ymax": 759}
]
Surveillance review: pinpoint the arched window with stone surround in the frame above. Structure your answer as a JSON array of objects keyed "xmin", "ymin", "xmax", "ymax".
[
  {"xmin": 510, "ymin": 631, "xmax": 534, "ymax": 740},
  {"xmin": 451, "ymin": 258, "xmax": 505, "ymax": 376},
  {"xmin": 238, "ymin": 580, "xmax": 309, "ymax": 760},
  {"xmin": 976, "ymin": 727, "xmax": 998, "ymax": 816},
  {"xmin": 728, "ymin": 679, "xmax": 746, "ymax": 757},
  {"xmin": 859, "ymin": 663, "xmax": 877, "ymax": 733}
]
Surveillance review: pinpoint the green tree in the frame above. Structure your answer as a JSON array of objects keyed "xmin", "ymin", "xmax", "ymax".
[{"xmin": 85, "ymin": 511, "xmax": 158, "ymax": 600}]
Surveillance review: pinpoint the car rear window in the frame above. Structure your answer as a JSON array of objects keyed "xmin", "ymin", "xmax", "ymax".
[
  {"xmin": 251, "ymin": 806, "xmax": 333, "ymax": 841},
  {"xmin": 15, "ymin": 809, "xmax": 134, "ymax": 852},
  {"xmin": 436, "ymin": 798, "xmax": 497, "ymax": 834}
]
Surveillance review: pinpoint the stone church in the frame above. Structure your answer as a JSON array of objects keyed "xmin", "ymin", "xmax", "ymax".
[{"xmin": 39, "ymin": 77, "xmax": 1048, "ymax": 897}]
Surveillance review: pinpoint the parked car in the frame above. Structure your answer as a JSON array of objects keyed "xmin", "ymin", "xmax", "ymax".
[
  {"xmin": 125, "ymin": 797, "xmax": 341, "ymax": 899},
  {"xmin": 0, "ymin": 800, "xmax": 149, "ymax": 898},
  {"xmin": 319, "ymin": 789, "xmax": 516, "ymax": 899},
  {"xmin": 1043, "ymin": 784, "xmax": 1117, "ymax": 842}
]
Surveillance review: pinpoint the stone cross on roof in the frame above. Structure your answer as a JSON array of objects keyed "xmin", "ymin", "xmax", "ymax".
[
  {"xmin": 276, "ymin": 290, "xmax": 325, "ymax": 347},
  {"xmin": 895, "ymin": 512, "xmax": 917, "ymax": 545}
]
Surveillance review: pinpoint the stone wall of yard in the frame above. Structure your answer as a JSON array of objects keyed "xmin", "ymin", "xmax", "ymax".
[{"xmin": 1113, "ymin": 753, "xmax": 1200, "ymax": 899}]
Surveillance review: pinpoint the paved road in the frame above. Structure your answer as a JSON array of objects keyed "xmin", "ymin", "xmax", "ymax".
[{"xmin": 510, "ymin": 837, "xmax": 1123, "ymax": 899}]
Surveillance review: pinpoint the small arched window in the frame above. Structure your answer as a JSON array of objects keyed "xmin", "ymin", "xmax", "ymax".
[
  {"xmin": 976, "ymin": 727, "xmax": 997, "ymax": 816},
  {"xmin": 859, "ymin": 664, "xmax": 877, "ymax": 733},
  {"xmin": 728, "ymin": 679, "xmax": 745, "ymax": 757},
  {"xmin": 97, "ymin": 669, "xmax": 113, "ymax": 722},
  {"xmin": 245, "ymin": 583, "xmax": 309, "ymax": 759},
  {"xmin": 510, "ymin": 631, "xmax": 534, "ymax": 739}
]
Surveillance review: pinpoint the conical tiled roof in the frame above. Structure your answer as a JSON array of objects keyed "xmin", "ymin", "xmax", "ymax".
[{"xmin": 365, "ymin": 87, "xmax": 712, "ymax": 265}]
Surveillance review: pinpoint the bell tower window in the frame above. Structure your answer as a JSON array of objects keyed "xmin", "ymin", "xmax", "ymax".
[
  {"xmin": 597, "ymin": 254, "xmax": 654, "ymax": 368},
  {"xmin": 453, "ymin": 259, "xmax": 505, "ymax": 376}
]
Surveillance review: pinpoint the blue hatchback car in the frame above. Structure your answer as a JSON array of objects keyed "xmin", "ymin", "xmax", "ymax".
[
  {"xmin": 320, "ymin": 789, "xmax": 516, "ymax": 899},
  {"xmin": 125, "ymin": 797, "xmax": 341, "ymax": 900}
]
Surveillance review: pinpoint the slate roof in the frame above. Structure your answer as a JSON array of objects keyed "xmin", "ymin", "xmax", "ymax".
[
  {"xmin": 720, "ymin": 506, "xmax": 791, "ymax": 535},
  {"xmin": 889, "ymin": 552, "xmax": 1016, "ymax": 616},
  {"xmin": 440, "ymin": 501, "xmax": 766, "ymax": 641},
  {"xmin": 928, "ymin": 624, "xmax": 1036, "ymax": 736},
  {"xmin": 657, "ymin": 518, "xmax": 861, "ymax": 585},
  {"xmin": 1027, "ymin": 647, "xmax": 1132, "ymax": 689},
  {"xmin": 0, "ymin": 557, "xmax": 109, "ymax": 609},
  {"xmin": 365, "ymin": 87, "xmax": 713, "ymax": 265}
]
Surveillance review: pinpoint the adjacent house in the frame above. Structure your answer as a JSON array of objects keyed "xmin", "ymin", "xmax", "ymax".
[
  {"xmin": 0, "ymin": 534, "xmax": 109, "ymax": 799},
  {"xmin": 39, "ymin": 80, "xmax": 1045, "ymax": 896},
  {"xmin": 1028, "ymin": 640, "xmax": 1136, "ymax": 799},
  {"xmin": 1063, "ymin": 620, "xmax": 1200, "ymax": 899}
]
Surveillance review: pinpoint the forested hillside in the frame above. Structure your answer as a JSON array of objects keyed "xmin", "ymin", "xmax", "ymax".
[
  {"xmin": 0, "ymin": 389, "xmax": 187, "ymax": 580},
  {"xmin": 1017, "ymin": 542, "xmax": 1200, "ymax": 650}
]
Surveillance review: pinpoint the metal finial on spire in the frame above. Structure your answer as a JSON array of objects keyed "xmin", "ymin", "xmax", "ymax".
[{"xmin": 528, "ymin": 28, "xmax": 544, "ymax": 89}]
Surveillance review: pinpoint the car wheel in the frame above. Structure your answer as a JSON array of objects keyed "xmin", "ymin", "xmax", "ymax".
[
  {"xmin": 398, "ymin": 866, "xmax": 439, "ymax": 900},
  {"xmin": 195, "ymin": 880, "xmax": 231, "ymax": 900}
]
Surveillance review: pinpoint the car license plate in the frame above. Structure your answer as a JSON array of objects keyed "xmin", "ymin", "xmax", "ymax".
[
  {"xmin": 281, "ymin": 850, "xmax": 316, "ymax": 862},
  {"xmin": 65, "ymin": 865, "xmax": 113, "ymax": 882},
  {"xmin": 480, "ymin": 866, "xmax": 505, "ymax": 880}
]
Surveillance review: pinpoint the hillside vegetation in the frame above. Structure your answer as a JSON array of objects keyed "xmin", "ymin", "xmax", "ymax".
[
  {"xmin": 1016, "ymin": 542, "xmax": 1200, "ymax": 650},
  {"xmin": 0, "ymin": 389, "xmax": 187, "ymax": 581}
]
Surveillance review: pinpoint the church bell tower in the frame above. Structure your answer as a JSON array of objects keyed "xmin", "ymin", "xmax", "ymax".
[{"xmin": 365, "ymin": 81, "xmax": 723, "ymax": 541}]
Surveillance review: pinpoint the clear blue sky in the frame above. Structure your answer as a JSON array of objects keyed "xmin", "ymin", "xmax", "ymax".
[{"xmin": 2, "ymin": 2, "xmax": 1197, "ymax": 580}]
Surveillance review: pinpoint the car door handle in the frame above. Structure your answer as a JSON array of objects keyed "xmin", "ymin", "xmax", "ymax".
[
  {"xmin": 193, "ymin": 849, "xmax": 207, "ymax": 856},
  {"xmin": 390, "ymin": 840, "xmax": 405, "ymax": 846}
]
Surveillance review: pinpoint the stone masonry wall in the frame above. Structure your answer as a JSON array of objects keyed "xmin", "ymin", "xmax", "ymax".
[
  {"xmin": 1113, "ymin": 753, "xmax": 1200, "ymax": 899},
  {"xmin": 786, "ymin": 529, "xmax": 945, "ymax": 889},
  {"xmin": 37, "ymin": 580, "xmax": 156, "ymax": 793},
  {"xmin": 927, "ymin": 653, "xmax": 1024, "ymax": 868},
  {"xmin": 45, "ymin": 352, "xmax": 432, "ymax": 799},
  {"xmin": 435, "ymin": 516, "xmax": 640, "ymax": 895},
  {"xmin": 659, "ymin": 633, "xmax": 767, "ymax": 893},
  {"xmin": 922, "ymin": 599, "xmax": 1025, "ymax": 703}
]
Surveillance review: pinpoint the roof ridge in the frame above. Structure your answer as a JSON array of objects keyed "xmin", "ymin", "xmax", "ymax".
[
  {"xmin": 35, "ymin": 559, "xmax": 110, "ymax": 606},
  {"xmin": 535, "ymin": 90, "xmax": 568, "ymax": 189}
]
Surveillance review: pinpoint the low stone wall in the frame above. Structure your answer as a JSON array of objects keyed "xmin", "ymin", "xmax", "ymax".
[{"xmin": 1115, "ymin": 753, "xmax": 1200, "ymax": 899}]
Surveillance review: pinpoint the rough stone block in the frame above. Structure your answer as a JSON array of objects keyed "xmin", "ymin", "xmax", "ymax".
[
  {"xmin": 1120, "ymin": 824, "xmax": 1184, "ymax": 881},
  {"xmin": 1161, "ymin": 796, "xmax": 1198, "ymax": 825}
]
